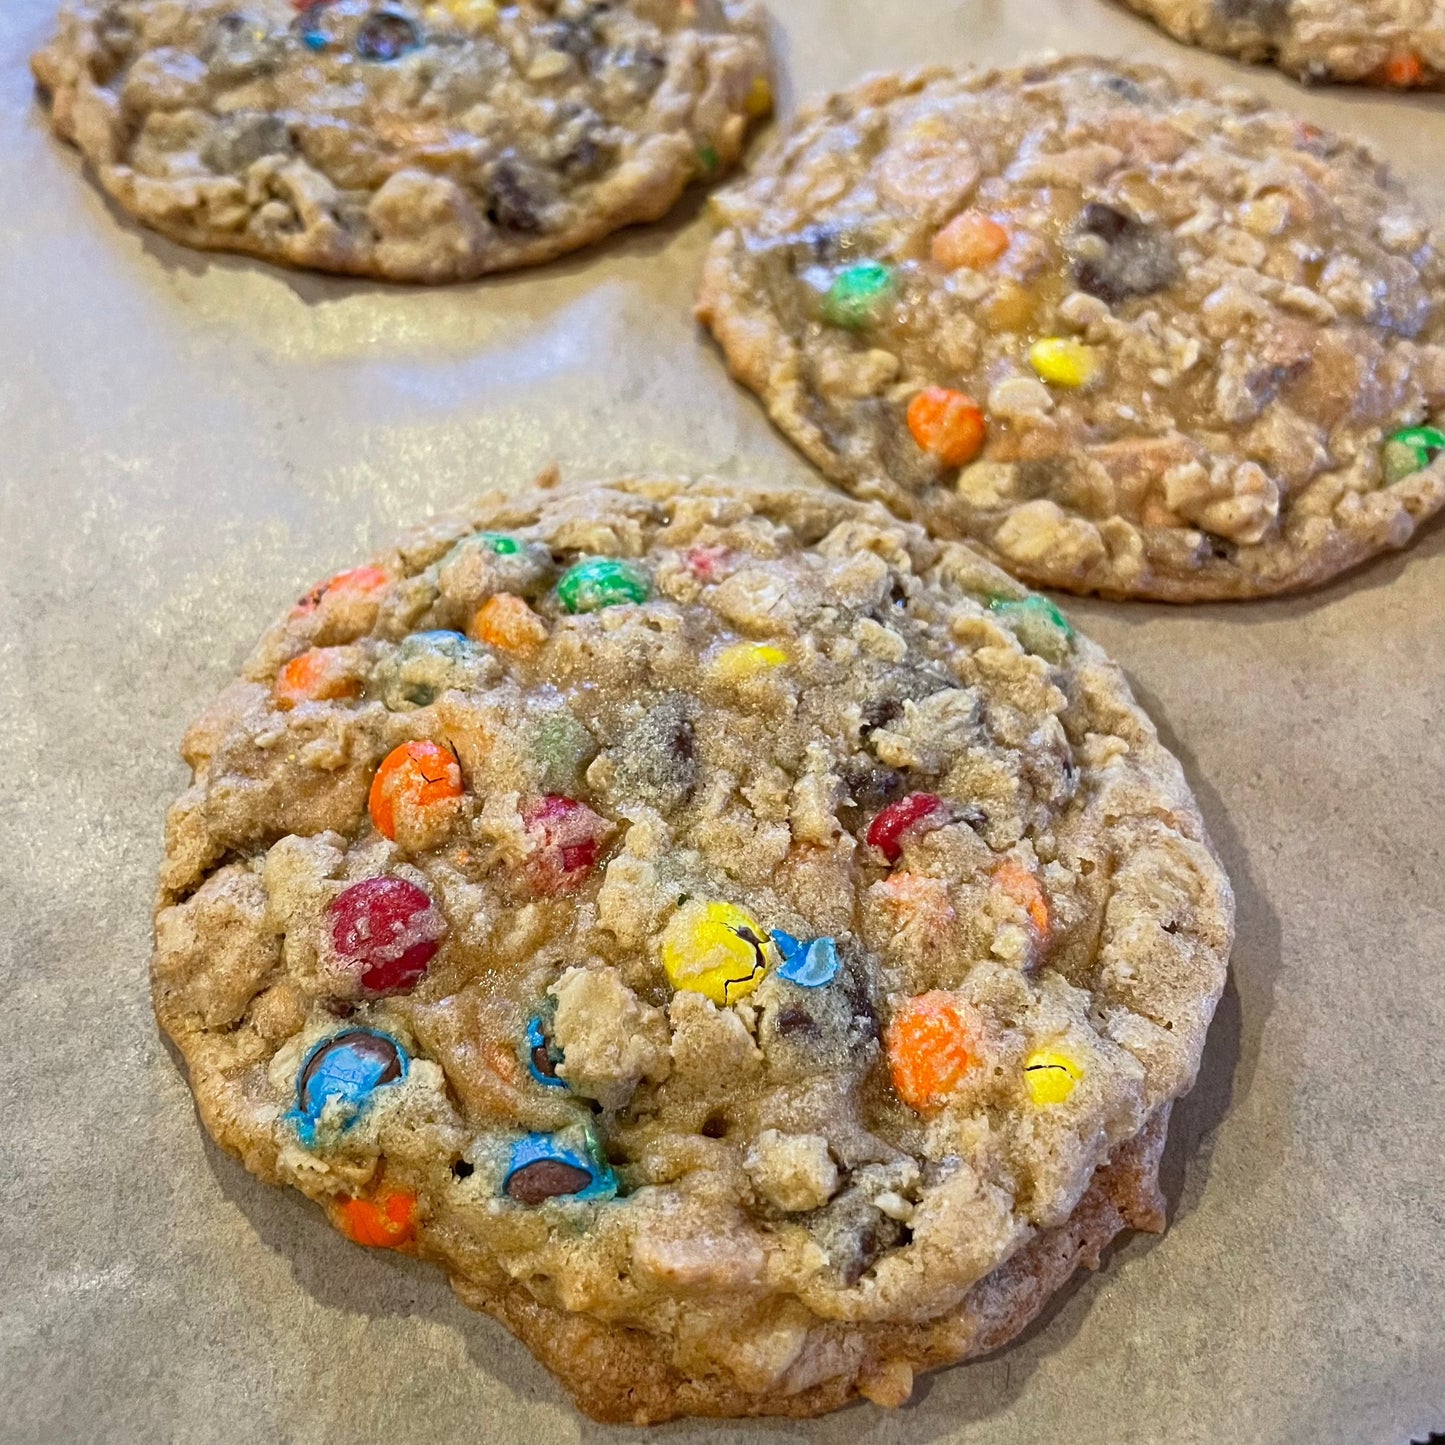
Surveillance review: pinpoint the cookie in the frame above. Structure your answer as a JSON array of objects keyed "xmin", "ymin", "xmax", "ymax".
[
  {"xmin": 1117, "ymin": 0, "xmax": 1445, "ymax": 89},
  {"xmin": 31, "ymin": 0, "xmax": 770, "ymax": 282},
  {"xmin": 697, "ymin": 57, "xmax": 1445, "ymax": 600},
  {"xmin": 153, "ymin": 473, "xmax": 1232, "ymax": 1421}
]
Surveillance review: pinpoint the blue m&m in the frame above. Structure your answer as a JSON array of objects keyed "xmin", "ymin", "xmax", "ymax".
[
  {"xmin": 292, "ymin": 1029, "xmax": 407, "ymax": 1145},
  {"xmin": 770, "ymin": 931, "xmax": 841, "ymax": 988},
  {"xmin": 503, "ymin": 1131, "xmax": 616, "ymax": 1205}
]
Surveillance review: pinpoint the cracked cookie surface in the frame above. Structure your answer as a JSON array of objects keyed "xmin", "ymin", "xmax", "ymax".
[
  {"xmin": 154, "ymin": 475, "xmax": 1232, "ymax": 1421},
  {"xmin": 697, "ymin": 57, "xmax": 1445, "ymax": 600},
  {"xmin": 1118, "ymin": 0, "xmax": 1445, "ymax": 90},
  {"xmin": 32, "ymin": 0, "xmax": 770, "ymax": 281}
]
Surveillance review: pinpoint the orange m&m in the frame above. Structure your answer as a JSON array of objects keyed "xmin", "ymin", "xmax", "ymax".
[
  {"xmin": 907, "ymin": 387, "xmax": 986, "ymax": 468},
  {"xmin": 992, "ymin": 858, "xmax": 1049, "ymax": 936},
  {"xmin": 273, "ymin": 647, "xmax": 361, "ymax": 709},
  {"xmin": 336, "ymin": 1191, "xmax": 416, "ymax": 1249},
  {"xmin": 292, "ymin": 564, "xmax": 390, "ymax": 618},
  {"xmin": 885, "ymin": 991, "xmax": 980, "ymax": 1113},
  {"xmin": 368, "ymin": 740, "xmax": 463, "ymax": 840}
]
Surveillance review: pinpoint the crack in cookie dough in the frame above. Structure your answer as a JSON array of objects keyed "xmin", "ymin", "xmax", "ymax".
[
  {"xmin": 1117, "ymin": 0, "xmax": 1445, "ymax": 89},
  {"xmin": 697, "ymin": 57, "xmax": 1445, "ymax": 600},
  {"xmin": 32, "ymin": 0, "xmax": 771, "ymax": 281},
  {"xmin": 153, "ymin": 475, "xmax": 1233, "ymax": 1420}
]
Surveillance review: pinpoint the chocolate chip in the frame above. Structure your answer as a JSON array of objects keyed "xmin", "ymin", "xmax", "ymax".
[
  {"xmin": 552, "ymin": 106, "xmax": 615, "ymax": 181},
  {"xmin": 839, "ymin": 757, "xmax": 906, "ymax": 810},
  {"xmin": 860, "ymin": 699, "xmax": 903, "ymax": 738},
  {"xmin": 505, "ymin": 1159, "xmax": 595, "ymax": 1205},
  {"xmin": 485, "ymin": 156, "xmax": 549, "ymax": 233},
  {"xmin": 201, "ymin": 114, "xmax": 292, "ymax": 175},
  {"xmin": 355, "ymin": 10, "xmax": 420, "ymax": 61},
  {"xmin": 1100, "ymin": 74, "xmax": 1152, "ymax": 105},
  {"xmin": 805, "ymin": 1186, "xmax": 906, "ymax": 1285},
  {"xmin": 1071, "ymin": 203, "xmax": 1180, "ymax": 306},
  {"xmin": 756, "ymin": 951, "xmax": 878, "ymax": 1082}
]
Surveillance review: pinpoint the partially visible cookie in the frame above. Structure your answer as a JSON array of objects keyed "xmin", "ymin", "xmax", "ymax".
[
  {"xmin": 32, "ymin": 0, "xmax": 770, "ymax": 281},
  {"xmin": 698, "ymin": 57, "xmax": 1445, "ymax": 600},
  {"xmin": 1118, "ymin": 0, "xmax": 1445, "ymax": 90},
  {"xmin": 154, "ymin": 473, "xmax": 1232, "ymax": 1421}
]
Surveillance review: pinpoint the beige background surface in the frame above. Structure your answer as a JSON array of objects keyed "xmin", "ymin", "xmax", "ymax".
[{"xmin": 1, "ymin": 2, "xmax": 1443, "ymax": 1441}]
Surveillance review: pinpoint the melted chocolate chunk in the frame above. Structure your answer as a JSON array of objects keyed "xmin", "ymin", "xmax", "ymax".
[
  {"xmin": 485, "ymin": 156, "xmax": 550, "ymax": 233},
  {"xmin": 201, "ymin": 114, "xmax": 292, "ymax": 175},
  {"xmin": 839, "ymin": 757, "xmax": 906, "ymax": 810},
  {"xmin": 1071, "ymin": 202, "xmax": 1180, "ymax": 306},
  {"xmin": 805, "ymin": 1185, "xmax": 907, "ymax": 1285},
  {"xmin": 506, "ymin": 1158, "xmax": 595, "ymax": 1205},
  {"xmin": 859, "ymin": 698, "xmax": 904, "ymax": 738}
]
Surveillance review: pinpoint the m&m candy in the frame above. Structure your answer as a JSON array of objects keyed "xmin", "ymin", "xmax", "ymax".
[
  {"xmin": 988, "ymin": 594, "xmax": 1074, "ymax": 662},
  {"xmin": 1024, "ymin": 1048, "xmax": 1082, "ymax": 1106},
  {"xmin": 823, "ymin": 262, "xmax": 894, "ymax": 329},
  {"xmin": 524, "ymin": 1013, "xmax": 567, "ymax": 1089},
  {"xmin": 885, "ymin": 992, "xmax": 979, "ymax": 1113},
  {"xmin": 329, "ymin": 877, "xmax": 444, "ymax": 994},
  {"xmin": 292, "ymin": 564, "xmax": 389, "ymax": 619},
  {"xmin": 906, "ymin": 388, "xmax": 986, "ymax": 467},
  {"xmin": 292, "ymin": 1028, "xmax": 407, "ymax": 1144},
  {"xmin": 273, "ymin": 647, "xmax": 361, "ymax": 709},
  {"xmin": 336, "ymin": 1191, "xmax": 417, "ymax": 1248},
  {"xmin": 865, "ymin": 793, "xmax": 944, "ymax": 865},
  {"xmin": 661, "ymin": 900, "xmax": 771, "ymax": 1005},
  {"xmin": 770, "ymin": 931, "xmax": 841, "ymax": 988},
  {"xmin": 378, "ymin": 630, "xmax": 483, "ymax": 711},
  {"xmin": 503, "ymin": 1132, "xmax": 616, "ymax": 1205},
  {"xmin": 556, "ymin": 558, "xmax": 650, "ymax": 614},
  {"xmin": 1382, "ymin": 425, "xmax": 1445, "ymax": 485},
  {"xmin": 368, "ymin": 740, "xmax": 463, "ymax": 841},
  {"xmin": 521, "ymin": 795, "xmax": 612, "ymax": 894}
]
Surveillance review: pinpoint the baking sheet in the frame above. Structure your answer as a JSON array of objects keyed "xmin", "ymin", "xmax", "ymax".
[{"xmin": 2, "ymin": 0, "xmax": 1444, "ymax": 1441}]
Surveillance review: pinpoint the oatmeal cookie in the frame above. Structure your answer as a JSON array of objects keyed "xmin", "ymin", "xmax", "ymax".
[
  {"xmin": 697, "ymin": 57, "xmax": 1445, "ymax": 599},
  {"xmin": 32, "ymin": 0, "xmax": 770, "ymax": 281},
  {"xmin": 154, "ymin": 474, "xmax": 1232, "ymax": 1421},
  {"xmin": 1118, "ymin": 0, "xmax": 1445, "ymax": 90}
]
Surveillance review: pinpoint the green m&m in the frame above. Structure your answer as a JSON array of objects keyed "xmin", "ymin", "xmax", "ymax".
[
  {"xmin": 1382, "ymin": 426, "xmax": 1445, "ymax": 485},
  {"xmin": 822, "ymin": 262, "xmax": 894, "ymax": 329},
  {"xmin": 989, "ymin": 594, "xmax": 1074, "ymax": 664},
  {"xmin": 477, "ymin": 531, "xmax": 521, "ymax": 555},
  {"xmin": 557, "ymin": 558, "xmax": 650, "ymax": 614}
]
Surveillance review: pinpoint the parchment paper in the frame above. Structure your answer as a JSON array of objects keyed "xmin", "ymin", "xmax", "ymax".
[{"xmin": 1, "ymin": 2, "xmax": 1443, "ymax": 1441}]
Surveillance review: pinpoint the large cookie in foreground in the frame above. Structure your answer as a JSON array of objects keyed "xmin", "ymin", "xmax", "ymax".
[
  {"xmin": 697, "ymin": 57, "xmax": 1445, "ymax": 600},
  {"xmin": 1117, "ymin": 0, "xmax": 1445, "ymax": 90},
  {"xmin": 31, "ymin": 0, "xmax": 770, "ymax": 282},
  {"xmin": 154, "ymin": 475, "xmax": 1232, "ymax": 1421}
]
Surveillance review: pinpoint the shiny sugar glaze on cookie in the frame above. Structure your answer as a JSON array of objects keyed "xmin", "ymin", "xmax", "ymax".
[
  {"xmin": 31, "ymin": 0, "xmax": 771, "ymax": 281},
  {"xmin": 151, "ymin": 476, "xmax": 1233, "ymax": 1423},
  {"xmin": 697, "ymin": 56, "xmax": 1445, "ymax": 600}
]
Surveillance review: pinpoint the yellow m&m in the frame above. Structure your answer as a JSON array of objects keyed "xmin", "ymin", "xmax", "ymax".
[
  {"xmin": 1028, "ymin": 337, "xmax": 1100, "ymax": 389},
  {"xmin": 711, "ymin": 641, "xmax": 789, "ymax": 681},
  {"xmin": 662, "ymin": 900, "xmax": 771, "ymax": 1005},
  {"xmin": 1024, "ymin": 1048, "xmax": 1082, "ymax": 1105}
]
